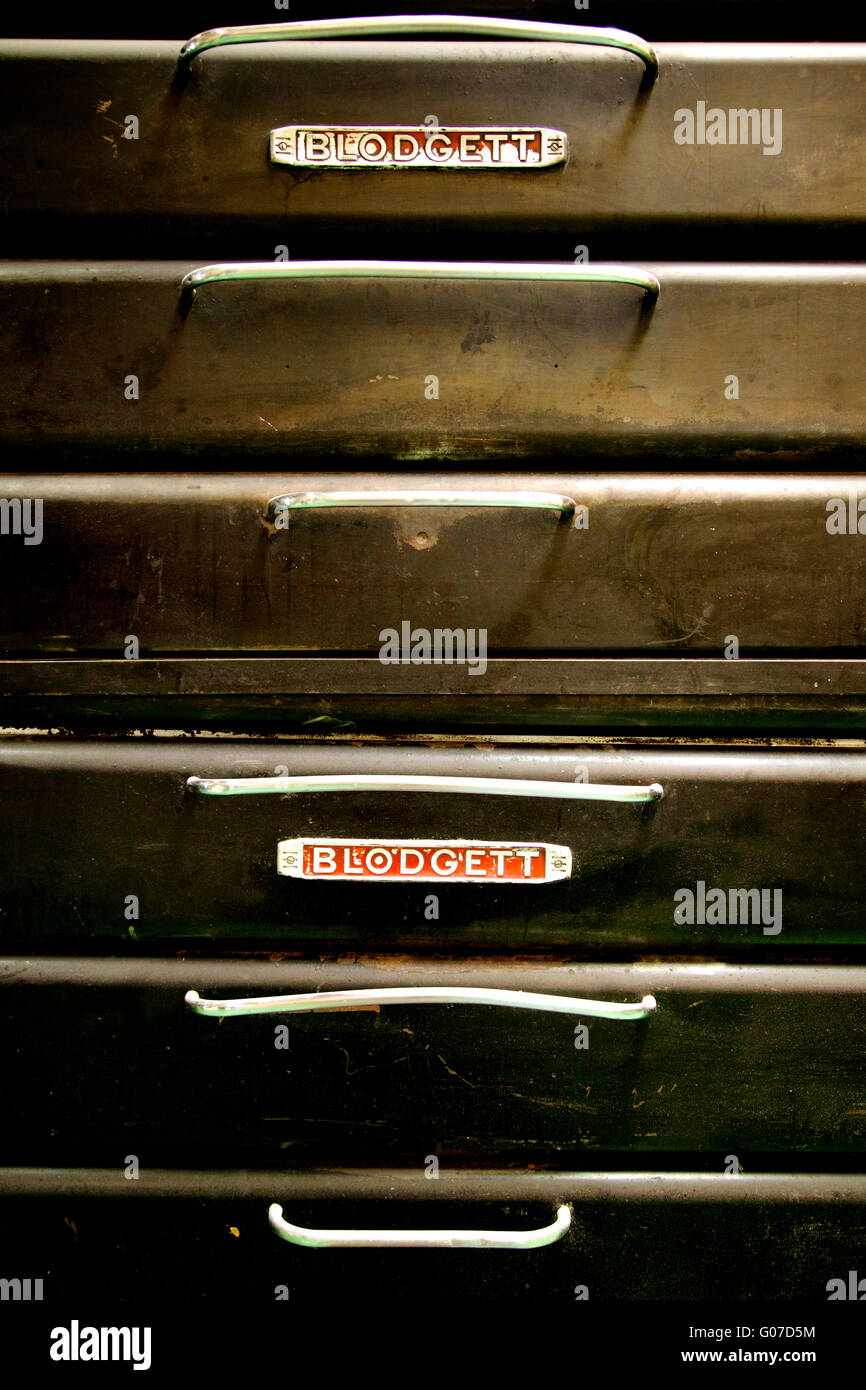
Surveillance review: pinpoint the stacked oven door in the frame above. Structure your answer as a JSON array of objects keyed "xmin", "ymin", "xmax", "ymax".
[{"xmin": 1, "ymin": 6, "xmax": 865, "ymax": 1341}]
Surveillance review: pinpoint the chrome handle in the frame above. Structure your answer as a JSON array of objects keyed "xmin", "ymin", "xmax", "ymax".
[
  {"xmin": 268, "ymin": 1201, "xmax": 571, "ymax": 1249},
  {"xmin": 185, "ymin": 986, "xmax": 657, "ymax": 1020},
  {"xmin": 186, "ymin": 773, "xmax": 664, "ymax": 802},
  {"xmin": 180, "ymin": 260, "xmax": 660, "ymax": 300},
  {"xmin": 180, "ymin": 16, "xmax": 658, "ymax": 75},
  {"xmin": 267, "ymin": 490, "xmax": 578, "ymax": 520}
]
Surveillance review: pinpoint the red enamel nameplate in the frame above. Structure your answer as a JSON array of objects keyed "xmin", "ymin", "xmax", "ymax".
[{"xmin": 276, "ymin": 838, "xmax": 572, "ymax": 883}]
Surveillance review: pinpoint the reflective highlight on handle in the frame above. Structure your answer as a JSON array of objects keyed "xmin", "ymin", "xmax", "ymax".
[
  {"xmin": 185, "ymin": 986, "xmax": 658, "ymax": 1019},
  {"xmin": 180, "ymin": 16, "xmax": 658, "ymax": 75},
  {"xmin": 186, "ymin": 773, "xmax": 665, "ymax": 802},
  {"xmin": 267, "ymin": 490, "xmax": 577, "ymax": 519},
  {"xmin": 268, "ymin": 1201, "xmax": 571, "ymax": 1249},
  {"xmin": 179, "ymin": 261, "xmax": 661, "ymax": 299}
]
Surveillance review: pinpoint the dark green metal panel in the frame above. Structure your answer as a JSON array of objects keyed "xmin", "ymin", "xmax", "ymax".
[{"xmin": 5, "ymin": 660, "xmax": 866, "ymax": 731}]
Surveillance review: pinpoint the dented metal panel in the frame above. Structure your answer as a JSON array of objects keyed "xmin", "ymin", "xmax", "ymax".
[{"xmin": 2, "ymin": 473, "xmax": 866, "ymax": 660}]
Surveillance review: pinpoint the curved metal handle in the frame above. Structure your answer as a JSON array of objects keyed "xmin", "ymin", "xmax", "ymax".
[
  {"xmin": 180, "ymin": 260, "xmax": 660, "ymax": 299},
  {"xmin": 185, "ymin": 986, "xmax": 658, "ymax": 1019},
  {"xmin": 180, "ymin": 16, "xmax": 657, "ymax": 75},
  {"xmin": 267, "ymin": 490, "xmax": 578, "ymax": 520},
  {"xmin": 186, "ymin": 773, "xmax": 664, "ymax": 802},
  {"xmin": 268, "ymin": 1201, "xmax": 571, "ymax": 1249}
]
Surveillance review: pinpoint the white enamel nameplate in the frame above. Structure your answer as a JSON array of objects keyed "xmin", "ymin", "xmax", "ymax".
[
  {"xmin": 277, "ymin": 838, "xmax": 572, "ymax": 883},
  {"xmin": 269, "ymin": 126, "xmax": 568, "ymax": 170}
]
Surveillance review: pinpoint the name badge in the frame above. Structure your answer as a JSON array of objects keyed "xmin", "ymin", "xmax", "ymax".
[
  {"xmin": 270, "ymin": 126, "xmax": 567, "ymax": 170},
  {"xmin": 277, "ymin": 838, "xmax": 572, "ymax": 883}
]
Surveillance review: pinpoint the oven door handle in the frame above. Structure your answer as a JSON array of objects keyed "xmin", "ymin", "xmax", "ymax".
[
  {"xmin": 178, "ymin": 260, "xmax": 661, "ymax": 303},
  {"xmin": 267, "ymin": 1201, "xmax": 572, "ymax": 1249},
  {"xmin": 266, "ymin": 488, "xmax": 580, "ymax": 523},
  {"xmin": 186, "ymin": 772, "xmax": 665, "ymax": 802},
  {"xmin": 184, "ymin": 985, "xmax": 658, "ymax": 1021},
  {"xmin": 180, "ymin": 16, "xmax": 658, "ymax": 76}
]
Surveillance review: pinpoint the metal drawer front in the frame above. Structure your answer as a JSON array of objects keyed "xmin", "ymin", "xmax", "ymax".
[
  {"xmin": 3, "ymin": 472, "xmax": 866, "ymax": 659},
  {"xmin": 2, "ymin": 263, "xmax": 866, "ymax": 461},
  {"xmin": 1, "ymin": 739, "xmax": 865, "ymax": 947},
  {"xmin": 2, "ymin": 33, "xmax": 865, "ymax": 246},
  {"xmin": 3, "ymin": 959, "xmax": 866, "ymax": 1162},
  {"xmin": 0, "ymin": 1168, "xmax": 863, "ymax": 1303}
]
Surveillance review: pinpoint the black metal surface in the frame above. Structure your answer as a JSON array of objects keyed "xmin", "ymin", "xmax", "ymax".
[
  {"xmin": 2, "ymin": 959, "xmax": 866, "ymax": 1165},
  {"xmin": 0, "ymin": 1168, "xmax": 863, "ymax": 1302},
  {"xmin": 1, "ymin": 41, "xmax": 864, "ymax": 254},
  {"xmin": 3, "ymin": 472, "xmax": 866, "ymax": 658},
  {"xmin": 6, "ymin": 657, "xmax": 866, "ymax": 694},
  {"xmin": 1, "ymin": 738, "xmax": 865, "ymax": 947}
]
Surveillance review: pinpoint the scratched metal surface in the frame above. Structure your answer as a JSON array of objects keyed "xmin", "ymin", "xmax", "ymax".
[
  {"xmin": 1, "ymin": 959, "xmax": 866, "ymax": 1164},
  {"xmin": 2, "ymin": 265, "xmax": 866, "ymax": 460}
]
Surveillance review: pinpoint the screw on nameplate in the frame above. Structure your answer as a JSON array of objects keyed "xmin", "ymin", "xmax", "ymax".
[
  {"xmin": 276, "ymin": 838, "xmax": 574, "ymax": 883},
  {"xmin": 270, "ymin": 126, "xmax": 568, "ymax": 170}
]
